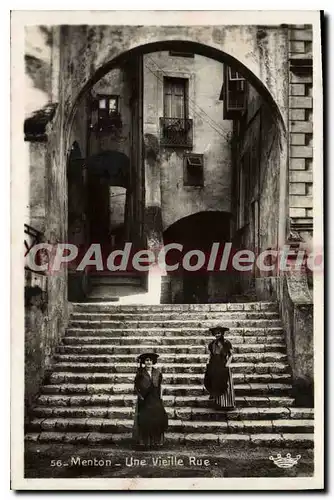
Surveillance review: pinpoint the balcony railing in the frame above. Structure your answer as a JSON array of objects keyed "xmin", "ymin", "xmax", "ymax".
[{"xmin": 160, "ymin": 117, "xmax": 193, "ymax": 148}]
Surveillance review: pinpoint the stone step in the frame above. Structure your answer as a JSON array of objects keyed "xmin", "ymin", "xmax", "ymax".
[
  {"xmin": 49, "ymin": 372, "xmax": 291, "ymax": 386},
  {"xmin": 89, "ymin": 276, "xmax": 142, "ymax": 286},
  {"xmin": 41, "ymin": 382, "xmax": 293, "ymax": 396},
  {"xmin": 52, "ymin": 358, "xmax": 288, "ymax": 372},
  {"xmin": 70, "ymin": 311, "xmax": 280, "ymax": 321},
  {"xmin": 32, "ymin": 405, "xmax": 314, "ymax": 421},
  {"xmin": 54, "ymin": 351, "xmax": 287, "ymax": 368},
  {"xmin": 25, "ymin": 431, "xmax": 314, "ymax": 447},
  {"xmin": 71, "ymin": 302, "xmax": 278, "ymax": 313},
  {"xmin": 49, "ymin": 362, "xmax": 290, "ymax": 381},
  {"xmin": 65, "ymin": 327, "xmax": 284, "ymax": 337},
  {"xmin": 36, "ymin": 394, "xmax": 296, "ymax": 408},
  {"xmin": 56, "ymin": 338, "xmax": 285, "ymax": 354},
  {"xmin": 27, "ymin": 416, "xmax": 314, "ymax": 434},
  {"xmin": 53, "ymin": 349, "xmax": 286, "ymax": 363},
  {"xmin": 61, "ymin": 336, "xmax": 284, "ymax": 346},
  {"xmin": 88, "ymin": 285, "xmax": 145, "ymax": 299},
  {"xmin": 68, "ymin": 319, "xmax": 282, "ymax": 329}
]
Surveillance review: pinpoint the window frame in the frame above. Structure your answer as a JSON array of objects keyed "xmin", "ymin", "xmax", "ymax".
[
  {"xmin": 222, "ymin": 65, "xmax": 247, "ymax": 119},
  {"xmin": 96, "ymin": 94, "xmax": 120, "ymax": 117},
  {"xmin": 163, "ymin": 76, "xmax": 189, "ymax": 120},
  {"xmin": 169, "ymin": 50, "xmax": 194, "ymax": 58},
  {"xmin": 183, "ymin": 153, "xmax": 204, "ymax": 187}
]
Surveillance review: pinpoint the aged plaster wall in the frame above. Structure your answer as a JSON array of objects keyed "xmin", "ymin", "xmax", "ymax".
[
  {"xmin": 89, "ymin": 68, "xmax": 131, "ymax": 157},
  {"xmin": 143, "ymin": 52, "xmax": 233, "ymax": 230},
  {"xmin": 24, "ymin": 26, "xmax": 69, "ymax": 411},
  {"xmin": 89, "ymin": 68, "xmax": 130, "ymax": 235},
  {"xmin": 232, "ymin": 84, "xmax": 285, "ymax": 300},
  {"xmin": 280, "ymin": 272, "xmax": 313, "ymax": 403},
  {"xmin": 26, "ymin": 142, "xmax": 47, "ymax": 232},
  {"xmin": 25, "ymin": 25, "xmax": 60, "ymax": 116}
]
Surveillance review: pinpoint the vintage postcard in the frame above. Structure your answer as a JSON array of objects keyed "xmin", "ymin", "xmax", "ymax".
[{"xmin": 11, "ymin": 10, "xmax": 324, "ymax": 490}]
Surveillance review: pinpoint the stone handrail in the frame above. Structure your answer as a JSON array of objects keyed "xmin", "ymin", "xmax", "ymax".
[{"xmin": 279, "ymin": 269, "xmax": 313, "ymax": 406}]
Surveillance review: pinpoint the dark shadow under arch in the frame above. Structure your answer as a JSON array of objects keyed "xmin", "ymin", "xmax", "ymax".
[
  {"xmin": 163, "ymin": 210, "xmax": 231, "ymax": 248},
  {"xmin": 85, "ymin": 150, "xmax": 130, "ymax": 188}
]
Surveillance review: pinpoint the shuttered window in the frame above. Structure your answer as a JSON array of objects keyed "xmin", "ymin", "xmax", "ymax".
[{"xmin": 163, "ymin": 77, "xmax": 188, "ymax": 119}]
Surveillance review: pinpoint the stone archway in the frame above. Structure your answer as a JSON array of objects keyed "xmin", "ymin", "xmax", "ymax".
[
  {"xmin": 63, "ymin": 28, "xmax": 288, "ymax": 134},
  {"xmin": 62, "ymin": 33, "xmax": 289, "ymax": 302},
  {"xmin": 63, "ymin": 34, "xmax": 288, "ymax": 252}
]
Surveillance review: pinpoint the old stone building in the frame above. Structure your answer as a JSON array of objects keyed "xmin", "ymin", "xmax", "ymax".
[{"xmin": 23, "ymin": 23, "xmax": 317, "ymax": 459}]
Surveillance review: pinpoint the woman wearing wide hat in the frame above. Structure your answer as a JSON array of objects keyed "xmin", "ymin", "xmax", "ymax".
[
  {"xmin": 133, "ymin": 352, "xmax": 168, "ymax": 449},
  {"xmin": 204, "ymin": 326, "xmax": 235, "ymax": 410}
]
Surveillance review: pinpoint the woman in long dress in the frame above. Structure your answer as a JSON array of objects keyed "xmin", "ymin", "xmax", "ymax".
[
  {"xmin": 204, "ymin": 326, "xmax": 235, "ymax": 410},
  {"xmin": 133, "ymin": 352, "xmax": 168, "ymax": 449}
]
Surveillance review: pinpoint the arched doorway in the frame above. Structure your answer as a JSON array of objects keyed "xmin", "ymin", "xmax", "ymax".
[
  {"xmin": 163, "ymin": 211, "xmax": 231, "ymax": 304},
  {"xmin": 85, "ymin": 150, "xmax": 130, "ymax": 249}
]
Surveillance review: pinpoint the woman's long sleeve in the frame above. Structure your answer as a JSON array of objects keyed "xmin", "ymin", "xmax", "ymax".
[
  {"xmin": 134, "ymin": 373, "xmax": 144, "ymax": 400},
  {"xmin": 158, "ymin": 372, "xmax": 162, "ymax": 398}
]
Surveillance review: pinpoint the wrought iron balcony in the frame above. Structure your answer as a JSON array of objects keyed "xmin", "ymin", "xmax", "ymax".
[{"xmin": 160, "ymin": 117, "xmax": 193, "ymax": 148}]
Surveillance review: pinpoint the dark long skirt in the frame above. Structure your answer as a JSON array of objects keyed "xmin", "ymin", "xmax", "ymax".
[
  {"xmin": 214, "ymin": 367, "xmax": 235, "ymax": 409},
  {"xmin": 133, "ymin": 392, "xmax": 168, "ymax": 447},
  {"xmin": 204, "ymin": 356, "xmax": 235, "ymax": 409}
]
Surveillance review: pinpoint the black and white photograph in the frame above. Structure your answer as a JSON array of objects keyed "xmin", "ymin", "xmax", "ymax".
[{"xmin": 11, "ymin": 9, "xmax": 324, "ymax": 490}]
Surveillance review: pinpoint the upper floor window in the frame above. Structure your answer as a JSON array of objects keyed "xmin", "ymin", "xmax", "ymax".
[
  {"xmin": 160, "ymin": 77, "xmax": 193, "ymax": 148},
  {"xmin": 164, "ymin": 77, "xmax": 188, "ymax": 119},
  {"xmin": 90, "ymin": 94, "xmax": 122, "ymax": 133},
  {"xmin": 222, "ymin": 66, "xmax": 247, "ymax": 119},
  {"xmin": 98, "ymin": 95, "xmax": 119, "ymax": 118}
]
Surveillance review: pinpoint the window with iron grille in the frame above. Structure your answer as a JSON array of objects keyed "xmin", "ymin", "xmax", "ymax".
[
  {"xmin": 183, "ymin": 154, "xmax": 204, "ymax": 187},
  {"xmin": 221, "ymin": 66, "xmax": 247, "ymax": 119},
  {"xmin": 160, "ymin": 77, "xmax": 193, "ymax": 147}
]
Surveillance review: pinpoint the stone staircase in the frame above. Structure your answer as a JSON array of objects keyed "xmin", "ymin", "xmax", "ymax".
[{"xmin": 25, "ymin": 302, "xmax": 314, "ymax": 449}]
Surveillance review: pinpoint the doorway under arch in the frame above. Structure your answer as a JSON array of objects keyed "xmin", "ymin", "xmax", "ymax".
[{"xmin": 163, "ymin": 211, "xmax": 232, "ymax": 304}]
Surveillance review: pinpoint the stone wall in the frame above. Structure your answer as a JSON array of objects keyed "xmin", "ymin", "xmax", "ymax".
[
  {"xmin": 231, "ymin": 84, "xmax": 287, "ymax": 300},
  {"xmin": 288, "ymin": 24, "xmax": 313, "ymax": 243},
  {"xmin": 26, "ymin": 142, "xmax": 47, "ymax": 232},
  {"xmin": 24, "ymin": 27, "xmax": 69, "ymax": 412}
]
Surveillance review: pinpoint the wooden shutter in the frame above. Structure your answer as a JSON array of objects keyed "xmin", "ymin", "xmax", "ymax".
[{"xmin": 164, "ymin": 78, "xmax": 187, "ymax": 118}]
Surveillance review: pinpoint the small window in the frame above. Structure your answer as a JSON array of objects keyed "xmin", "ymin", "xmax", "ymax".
[
  {"xmin": 108, "ymin": 97, "xmax": 118, "ymax": 113},
  {"xmin": 169, "ymin": 51, "xmax": 194, "ymax": 58},
  {"xmin": 97, "ymin": 95, "xmax": 120, "ymax": 118},
  {"xmin": 184, "ymin": 154, "xmax": 204, "ymax": 187},
  {"xmin": 222, "ymin": 66, "xmax": 247, "ymax": 119},
  {"xmin": 90, "ymin": 94, "xmax": 122, "ymax": 133}
]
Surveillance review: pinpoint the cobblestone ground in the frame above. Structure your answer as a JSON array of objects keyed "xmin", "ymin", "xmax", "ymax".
[{"xmin": 25, "ymin": 443, "xmax": 313, "ymax": 479}]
